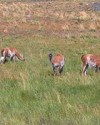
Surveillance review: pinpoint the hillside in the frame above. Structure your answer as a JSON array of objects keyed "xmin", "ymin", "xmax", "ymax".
[
  {"xmin": 0, "ymin": 1, "xmax": 100, "ymax": 37},
  {"xmin": 0, "ymin": 1, "xmax": 100, "ymax": 125}
]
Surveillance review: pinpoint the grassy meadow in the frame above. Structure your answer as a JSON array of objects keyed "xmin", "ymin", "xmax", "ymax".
[{"xmin": 0, "ymin": 0, "xmax": 100, "ymax": 125}]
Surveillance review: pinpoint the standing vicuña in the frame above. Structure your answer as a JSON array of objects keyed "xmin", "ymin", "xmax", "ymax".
[
  {"xmin": 49, "ymin": 53, "xmax": 64, "ymax": 75},
  {"xmin": 81, "ymin": 54, "xmax": 100, "ymax": 75},
  {"xmin": 0, "ymin": 47, "xmax": 25, "ymax": 64}
]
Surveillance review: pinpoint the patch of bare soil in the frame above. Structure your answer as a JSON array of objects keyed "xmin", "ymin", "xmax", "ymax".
[{"xmin": 0, "ymin": 1, "xmax": 100, "ymax": 38}]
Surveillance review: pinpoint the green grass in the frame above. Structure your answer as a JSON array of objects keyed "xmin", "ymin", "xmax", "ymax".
[{"xmin": 0, "ymin": 35, "xmax": 100, "ymax": 125}]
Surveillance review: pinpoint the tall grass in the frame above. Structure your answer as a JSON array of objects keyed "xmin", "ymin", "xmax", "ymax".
[{"xmin": 0, "ymin": 35, "xmax": 100, "ymax": 125}]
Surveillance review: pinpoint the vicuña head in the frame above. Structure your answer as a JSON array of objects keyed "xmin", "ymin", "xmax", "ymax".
[
  {"xmin": 49, "ymin": 53, "xmax": 64, "ymax": 75},
  {"xmin": 81, "ymin": 54, "xmax": 100, "ymax": 76},
  {"xmin": 0, "ymin": 47, "xmax": 25, "ymax": 64}
]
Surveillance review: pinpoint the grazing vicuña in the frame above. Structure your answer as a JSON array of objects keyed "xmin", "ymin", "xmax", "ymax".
[
  {"xmin": 49, "ymin": 53, "xmax": 64, "ymax": 75},
  {"xmin": 0, "ymin": 47, "xmax": 25, "ymax": 64},
  {"xmin": 81, "ymin": 54, "xmax": 100, "ymax": 76}
]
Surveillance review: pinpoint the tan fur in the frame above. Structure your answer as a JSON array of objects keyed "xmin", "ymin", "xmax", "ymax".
[
  {"xmin": 51, "ymin": 54, "xmax": 64, "ymax": 65},
  {"xmin": 81, "ymin": 54, "xmax": 100, "ymax": 75},
  {"xmin": 0, "ymin": 47, "xmax": 25, "ymax": 63},
  {"xmin": 49, "ymin": 53, "xmax": 64, "ymax": 75}
]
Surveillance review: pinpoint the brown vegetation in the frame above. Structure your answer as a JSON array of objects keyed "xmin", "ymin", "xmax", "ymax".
[{"xmin": 0, "ymin": 1, "xmax": 100, "ymax": 37}]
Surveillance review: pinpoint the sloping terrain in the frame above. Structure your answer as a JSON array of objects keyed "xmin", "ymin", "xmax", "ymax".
[
  {"xmin": 0, "ymin": 1, "xmax": 100, "ymax": 37},
  {"xmin": 0, "ymin": 1, "xmax": 100, "ymax": 125}
]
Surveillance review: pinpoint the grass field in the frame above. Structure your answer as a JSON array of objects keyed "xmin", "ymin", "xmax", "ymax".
[{"xmin": 0, "ymin": 0, "xmax": 100, "ymax": 125}]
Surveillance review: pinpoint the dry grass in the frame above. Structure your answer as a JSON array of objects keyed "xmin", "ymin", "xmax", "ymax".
[
  {"xmin": 0, "ymin": 1, "xmax": 99, "ymax": 37},
  {"xmin": 0, "ymin": 1, "xmax": 100, "ymax": 125}
]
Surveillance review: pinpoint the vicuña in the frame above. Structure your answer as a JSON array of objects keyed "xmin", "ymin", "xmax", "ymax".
[
  {"xmin": 81, "ymin": 54, "xmax": 100, "ymax": 75},
  {"xmin": 49, "ymin": 53, "xmax": 64, "ymax": 75},
  {"xmin": 0, "ymin": 47, "xmax": 25, "ymax": 63}
]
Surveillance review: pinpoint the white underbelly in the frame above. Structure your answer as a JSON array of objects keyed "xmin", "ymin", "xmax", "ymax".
[{"xmin": 87, "ymin": 56, "xmax": 96, "ymax": 68}]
